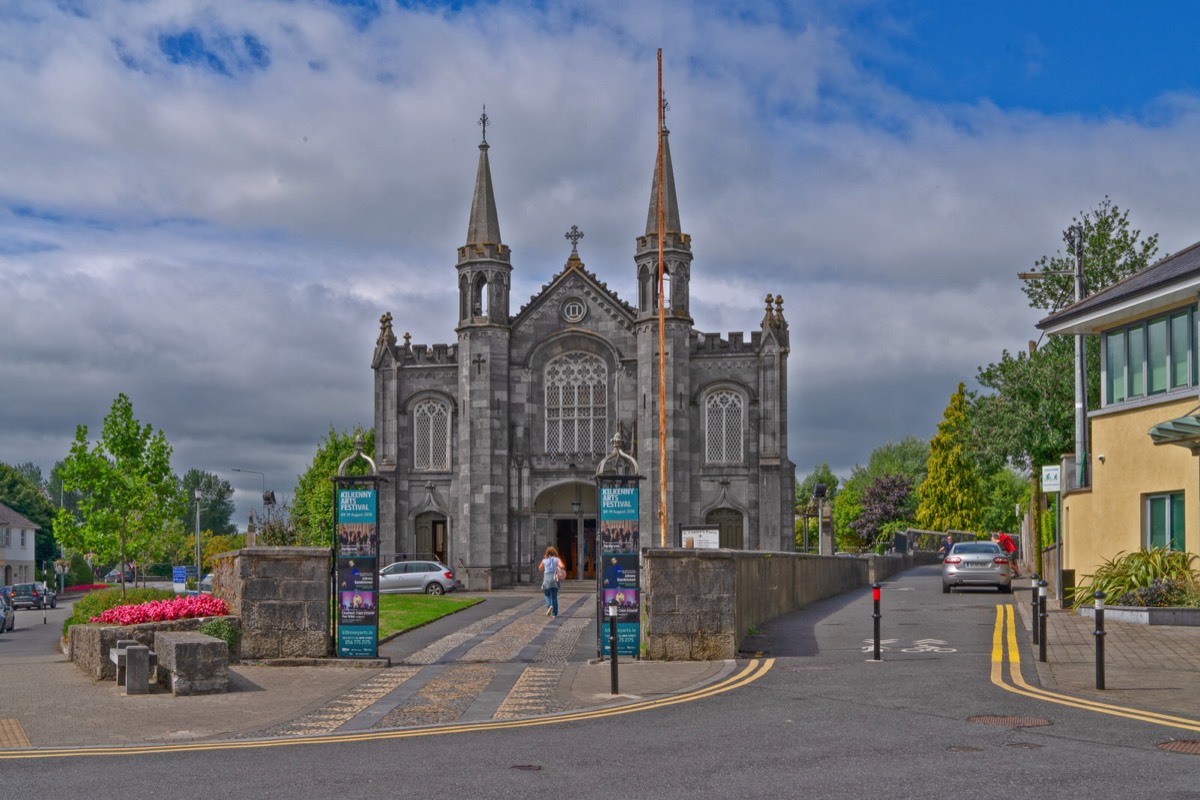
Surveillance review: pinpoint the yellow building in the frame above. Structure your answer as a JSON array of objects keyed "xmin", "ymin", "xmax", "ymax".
[{"xmin": 1039, "ymin": 242, "xmax": 1200, "ymax": 588}]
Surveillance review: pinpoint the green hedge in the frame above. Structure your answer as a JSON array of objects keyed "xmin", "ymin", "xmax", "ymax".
[{"xmin": 61, "ymin": 587, "xmax": 177, "ymax": 638}]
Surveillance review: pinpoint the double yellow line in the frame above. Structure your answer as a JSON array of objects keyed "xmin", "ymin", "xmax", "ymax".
[
  {"xmin": 991, "ymin": 604, "xmax": 1200, "ymax": 732},
  {"xmin": 0, "ymin": 658, "xmax": 775, "ymax": 760}
]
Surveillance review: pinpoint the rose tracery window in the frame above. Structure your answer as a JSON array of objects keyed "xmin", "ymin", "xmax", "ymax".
[{"xmin": 545, "ymin": 353, "xmax": 607, "ymax": 455}]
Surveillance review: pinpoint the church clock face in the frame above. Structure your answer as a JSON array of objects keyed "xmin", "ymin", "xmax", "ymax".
[{"xmin": 561, "ymin": 297, "xmax": 587, "ymax": 323}]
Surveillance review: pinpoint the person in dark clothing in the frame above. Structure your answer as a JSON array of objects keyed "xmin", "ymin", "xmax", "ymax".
[{"xmin": 940, "ymin": 534, "xmax": 955, "ymax": 561}]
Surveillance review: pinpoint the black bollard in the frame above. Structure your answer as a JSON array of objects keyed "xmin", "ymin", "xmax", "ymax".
[
  {"xmin": 1038, "ymin": 580, "xmax": 1048, "ymax": 663},
  {"xmin": 608, "ymin": 603, "xmax": 619, "ymax": 695},
  {"xmin": 1094, "ymin": 591, "xmax": 1106, "ymax": 690},
  {"xmin": 872, "ymin": 583, "xmax": 881, "ymax": 661},
  {"xmin": 1030, "ymin": 572, "xmax": 1041, "ymax": 646}
]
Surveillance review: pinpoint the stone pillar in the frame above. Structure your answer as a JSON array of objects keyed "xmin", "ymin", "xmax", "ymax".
[{"xmin": 212, "ymin": 547, "xmax": 330, "ymax": 660}]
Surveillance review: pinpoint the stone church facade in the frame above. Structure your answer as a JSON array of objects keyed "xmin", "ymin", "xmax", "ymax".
[{"xmin": 372, "ymin": 125, "xmax": 795, "ymax": 589}]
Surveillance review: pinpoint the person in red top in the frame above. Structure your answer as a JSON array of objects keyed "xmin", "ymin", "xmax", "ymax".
[{"xmin": 992, "ymin": 532, "xmax": 1020, "ymax": 576}]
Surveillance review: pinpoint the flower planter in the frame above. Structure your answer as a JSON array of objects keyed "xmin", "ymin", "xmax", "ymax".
[{"xmin": 1078, "ymin": 605, "xmax": 1200, "ymax": 626}]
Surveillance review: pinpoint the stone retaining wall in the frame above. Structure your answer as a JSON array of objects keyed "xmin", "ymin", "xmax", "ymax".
[
  {"xmin": 643, "ymin": 549, "xmax": 933, "ymax": 660},
  {"xmin": 211, "ymin": 546, "xmax": 330, "ymax": 659}
]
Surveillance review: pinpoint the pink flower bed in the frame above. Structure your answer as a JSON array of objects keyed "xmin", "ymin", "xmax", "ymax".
[{"xmin": 90, "ymin": 594, "xmax": 229, "ymax": 625}]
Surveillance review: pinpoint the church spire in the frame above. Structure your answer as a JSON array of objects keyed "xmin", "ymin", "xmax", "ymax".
[
  {"xmin": 465, "ymin": 106, "xmax": 502, "ymax": 247},
  {"xmin": 645, "ymin": 126, "xmax": 682, "ymax": 236}
]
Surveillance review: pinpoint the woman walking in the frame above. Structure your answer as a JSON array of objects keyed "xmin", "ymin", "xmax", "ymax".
[{"xmin": 540, "ymin": 546, "xmax": 562, "ymax": 617}]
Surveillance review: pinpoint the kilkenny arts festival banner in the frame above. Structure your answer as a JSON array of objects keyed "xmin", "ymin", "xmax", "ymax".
[
  {"xmin": 599, "ymin": 484, "xmax": 640, "ymax": 657},
  {"xmin": 336, "ymin": 487, "xmax": 379, "ymax": 658}
]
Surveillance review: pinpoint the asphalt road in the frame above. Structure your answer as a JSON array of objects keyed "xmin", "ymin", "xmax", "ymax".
[{"xmin": 5, "ymin": 566, "xmax": 1195, "ymax": 797}]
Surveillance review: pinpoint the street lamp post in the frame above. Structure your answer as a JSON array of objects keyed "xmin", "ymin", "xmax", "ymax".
[
  {"xmin": 194, "ymin": 488, "xmax": 203, "ymax": 594},
  {"xmin": 231, "ymin": 467, "xmax": 266, "ymax": 527}
]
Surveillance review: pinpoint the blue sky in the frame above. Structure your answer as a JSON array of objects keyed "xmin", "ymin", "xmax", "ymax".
[{"xmin": 3, "ymin": 0, "xmax": 1200, "ymax": 527}]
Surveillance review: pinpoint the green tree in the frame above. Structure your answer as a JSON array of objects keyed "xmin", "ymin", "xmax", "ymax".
[
  {"xmin": 831, "ymin": 438, "xmax": 929, "ymax": 549},
  {"xmin": 795, "ymin": 464, "xmax": 838, "ymax": 550},
  {"xmin": 291, "ymin": 427, "xmax": 375, "ymax": 546},
  {"xmin": 1020, "ymin": 196, "xmax": 1160, "ymax": 313},
  {"xmin": 917, "ymin": 383, "xmax": 985, "ymax": 533},
  {"xmin": 979, "ymin": 467, "xmax": 1028, "ymax": 535},
  {"xmin": 179, "ymin": 468, "xmax": 237, "ymax": 536},
  {"xmin": 0, "ymin": 462, "xmax": 57, "ymax": 566},
  {"xmin": 54, "ymin": 394, "xmax": 185, "ymax": 596}
]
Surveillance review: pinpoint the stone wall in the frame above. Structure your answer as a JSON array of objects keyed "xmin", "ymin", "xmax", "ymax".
[
  {"xmin": 212, "ymin": 546, "xmax": 330, "ymax": 659},
  {"xmin": 643, "ymin": 549, "xmax": 929, "ymax": 660},
  {"xmin": 68, "ymin": 616, "xmax": 237, "ymax": 681}
]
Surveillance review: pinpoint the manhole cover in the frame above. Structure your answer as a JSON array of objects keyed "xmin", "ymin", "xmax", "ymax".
[
  {"xmin": 967, "ymin": 715, "xmax": 1053, "ymax": 727},
  {"xmin": 1158, "ymin": 740, "xmax": 1200, "ymax": 755}
]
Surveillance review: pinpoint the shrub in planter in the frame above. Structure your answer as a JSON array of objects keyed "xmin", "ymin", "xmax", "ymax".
[
  {"xmin": 199, "ymin": 616, "xmax": 241, "ymax": 655},
  {"xmin": 1115, "ymin": 578, "xmax": 1200, "ymax": 608},
  {"xmin": 1072, "ymin": 548, "xmax": 1199, "ymax": 609}
]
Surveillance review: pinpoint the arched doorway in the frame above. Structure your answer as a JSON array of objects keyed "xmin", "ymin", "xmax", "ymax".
[
  {"xmin": 705, "ymin": 507, "xmax": 744, "ymax": 549},
  {"xmin": 533, "ymin": 482, "xmax": 597, "ymax": 580}
]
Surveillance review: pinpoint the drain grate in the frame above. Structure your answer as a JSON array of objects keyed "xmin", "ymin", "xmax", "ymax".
[
  {"xmin": 967, "ymin": 715, "xmax": 1053, "ymax": 727},
  {"xmin": 1158, "ymin": 740, "xmax": 1200, "ymax": 755}
]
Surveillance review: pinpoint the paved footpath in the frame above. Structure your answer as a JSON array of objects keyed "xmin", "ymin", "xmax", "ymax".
[{"xmin": 0, "ymin": 585, "xmax": 729, "ymax": 748}]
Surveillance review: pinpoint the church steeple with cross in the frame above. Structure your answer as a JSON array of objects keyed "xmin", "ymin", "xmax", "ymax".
[{"xmin": 458, "ymin": 105, "xmax": 511, "ymax": 328}]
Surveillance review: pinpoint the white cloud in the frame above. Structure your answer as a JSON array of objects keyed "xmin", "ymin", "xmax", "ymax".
[{"xmin": 3, "ymin": 0, "xmax": 1200, "ymax": 523}]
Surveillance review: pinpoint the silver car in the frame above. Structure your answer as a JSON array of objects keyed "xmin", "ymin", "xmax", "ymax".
[
  {"xmin": 378, "ymin": 560, "xmax": 460, "ymax": 595},
  {"xmin": 942, "ymin": 541, "xmax": 1013, "ymax": 593},
  {"xmin": 0, "ymin": 594, "xmax": 15, "ymax": 632}
]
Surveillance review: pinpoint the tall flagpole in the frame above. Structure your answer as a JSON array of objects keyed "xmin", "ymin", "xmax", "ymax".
[{"xmin": 657, "ymin": 48, "xmax": 668, "ymax": 547}]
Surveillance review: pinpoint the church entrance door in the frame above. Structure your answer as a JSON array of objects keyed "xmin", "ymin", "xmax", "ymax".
[
  {"xmin": 705, "ymin": 508, "xmax": 744, "ymax": 549},
  {"xmin": 415, "ymin": 513, "xmax": 448, "ymax": 564},
  {"xmin": 555, "ymin": 518, "xmax": 597, "ymax": 580}
]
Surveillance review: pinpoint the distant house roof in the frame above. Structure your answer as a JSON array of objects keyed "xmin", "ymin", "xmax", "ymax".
[
  {"xmin": 1037, "ymin": 239, "xmax": 1200, "ymax": 335},
  {"xmin": 0, "ymin": 501, "xmax": 39, "ymax": 530}
]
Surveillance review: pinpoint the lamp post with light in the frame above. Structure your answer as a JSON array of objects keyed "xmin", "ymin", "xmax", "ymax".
[{"xmin": 231, "ymin": 467, "xmax": 266, "ymax": 526}]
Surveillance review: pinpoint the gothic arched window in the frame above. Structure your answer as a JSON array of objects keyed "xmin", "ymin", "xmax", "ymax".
[
  {"xmin": 705, "ymin": 390, "xmax": 744, "ymax": 464},
  {"xmin": 545, "ymin": 352, "xmax": 607, "ymax": 455},
  {"xmin": 413, "ymin": 399, "xmax": 450, "ymax": 470}
]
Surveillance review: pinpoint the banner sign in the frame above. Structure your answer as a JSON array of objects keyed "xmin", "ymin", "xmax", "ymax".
[
  {"xmin": 335, "ymin": 487, "xmax": 379, "ymax": 658},
  {"xmin": 598, "ymin": 484, "xmax": 640, "ymax": 657}
]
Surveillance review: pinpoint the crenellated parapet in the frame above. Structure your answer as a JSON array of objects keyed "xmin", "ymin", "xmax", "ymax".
[{"xmin": 689, "ymin": 329, "xmax": 764, "ymax": 355}]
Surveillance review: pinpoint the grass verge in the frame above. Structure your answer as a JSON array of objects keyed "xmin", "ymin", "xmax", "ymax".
[{"xmin": 378, "ymin": 593, "xmax": 482, "ymax": 640}]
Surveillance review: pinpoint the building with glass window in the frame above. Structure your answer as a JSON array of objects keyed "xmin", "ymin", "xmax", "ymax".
[
  {"xmin": 371, "ymin": 127, "xmax": 795, "ymax": 589},
  {"xmin": 1038, "ymin": 241, "xmax": 1200, "ymax": 582}
]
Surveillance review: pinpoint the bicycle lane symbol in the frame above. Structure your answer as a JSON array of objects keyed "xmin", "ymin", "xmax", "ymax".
[
  {"xmin": 901, "ymin": 639, "xmax": 956, "ymax": 653},
  {"xmin": 861, "ymin": 639, "xmax": 900, "ymax": 653}
]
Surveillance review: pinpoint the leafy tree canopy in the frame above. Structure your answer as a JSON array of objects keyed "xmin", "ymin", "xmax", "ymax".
[
  {"xmin": 1021, "ymin": 196, "xmax": 1160, "ymax": 312},
  {"xmin": 54, "ymin": 394, "xmax": 185, "ymax": 595},
  {"xmin": 291, "ymin": 426, "xmax": 375, "ymax": 547},
  {"xmin": 179, "ymin": 468, "xmax": 237, "ymax": 536},
  {"xmin": 849, "ymin": 473, "xmax": 917, "ymax": 547},
  {"xmin": 796, "ymin": 463, "xmax": 839, "ymax": 509}
]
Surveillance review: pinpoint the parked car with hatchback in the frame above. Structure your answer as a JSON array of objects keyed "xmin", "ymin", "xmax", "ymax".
[
  {"xmin": 0, "ymin": 593, "xmax": 15, "ymax": 632},
  {"xmin": 942, "ymin": 541, "xmax": 1013, "ymax": 593},
  {"xmin": 104, "ymin": 567, "xmax": 133, "ymax": 583},
  {"xmin": 11, "ymin": 582, "xmax": 52, "ymax": 609},
  {"xmin": 378, "ymin": 560, "xmax": 460, "ymax": 595}
]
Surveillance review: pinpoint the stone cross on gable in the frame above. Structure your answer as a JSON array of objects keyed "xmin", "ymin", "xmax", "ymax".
[{"xmin": 565, "ymin": 225, "xmax": 584, "ymax": 254}]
